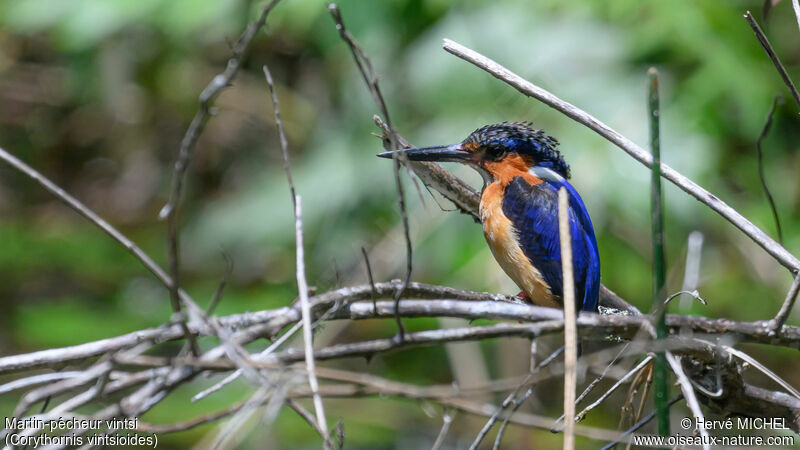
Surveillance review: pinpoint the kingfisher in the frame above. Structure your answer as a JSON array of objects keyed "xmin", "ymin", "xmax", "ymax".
[{"xmin": 378, "ymin": 122, "xmax": 600, "ymax": 313}]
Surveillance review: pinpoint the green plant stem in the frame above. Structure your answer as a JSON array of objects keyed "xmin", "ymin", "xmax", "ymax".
[{"xmin": 648, "ymin": 67, "xmax": 670, "ymax": 437}]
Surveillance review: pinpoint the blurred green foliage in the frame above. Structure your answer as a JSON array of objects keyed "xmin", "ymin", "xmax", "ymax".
[{"xmin": 0, "ymin": 0, "xmax": 798, "ymax": 448}]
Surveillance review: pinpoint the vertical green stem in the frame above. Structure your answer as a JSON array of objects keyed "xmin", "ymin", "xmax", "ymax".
[{"xmin": 648, "ymin": 67, "xmax": 670, "ymax": 437}]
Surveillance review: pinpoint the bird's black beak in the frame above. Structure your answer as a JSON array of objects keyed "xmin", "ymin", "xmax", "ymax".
[{"xmin": 377, "ymin": 144, "xmax": 469, "ymax": 163}]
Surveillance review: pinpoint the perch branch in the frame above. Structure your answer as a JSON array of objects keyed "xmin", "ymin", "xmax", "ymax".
[{"xmin": 5, "ymin": 295, "xmax": 800, "ymax": 375}]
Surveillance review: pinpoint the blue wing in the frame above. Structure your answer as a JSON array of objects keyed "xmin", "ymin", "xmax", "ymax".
[{"xmin": 502, "ymin": 175, "xmax": 600, "ymax": 312}]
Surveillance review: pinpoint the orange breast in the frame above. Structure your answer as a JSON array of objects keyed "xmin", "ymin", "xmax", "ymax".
[{"xmin": 480, "ymin": 181, "xmax": 558, "ymax": 308}]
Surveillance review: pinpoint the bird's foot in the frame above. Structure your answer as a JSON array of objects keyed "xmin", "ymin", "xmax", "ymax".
[{"xmin": 515, "ymin": 291, "xmax": 531, "ymax": 303}]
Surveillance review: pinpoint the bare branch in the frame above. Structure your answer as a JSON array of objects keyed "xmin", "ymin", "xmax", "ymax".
[
  {"xmin": 6, "ymin": 295, "xmax": 800, "ymax": 375},
  {"xmin": 599, "ymin": 395, "xmax": 683, "ymax": 450},
  {"xmin": 263, "ymin": 64, "xmax": 297, "ymax": 201},
  {"xmin": 207, "ymin": 251, "xmax": 234, "ymax": 315},
  {"xmin": 574, "ymin": 355, "xmax": 654, "ymax": 424},
  {"xmin": 665, "ymin": 352, "xmax": 711, "ymax": 449},
  {"xmin": 293, "ymin": 197, "xmax": 330, "ymax": 446},
  {"xmin": 744, "ymin": 11, "xmax": 800, "ymax": 111},
  {"xmin": 756, "ymin": 95, "xmax": 784, "ymax": 244},
  {"xmin": 0, "ymin": 371, "xmax": 83, "ymax": 395},
  {"xmin": 794, "ymin": 0, "xmax": 800, "ymax": 34},
  {"xmin": 771, "ymin": 272, "xmax": 800, "ymax": 333},
  {"xmin": 430, "ymin": 408, "xmax": 454, "ymax": 450}
]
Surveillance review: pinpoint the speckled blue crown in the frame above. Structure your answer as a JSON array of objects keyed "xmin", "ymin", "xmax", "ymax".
[{"xmin": 462, "ymin": 122, "xmax": 570, "ymax": 179}]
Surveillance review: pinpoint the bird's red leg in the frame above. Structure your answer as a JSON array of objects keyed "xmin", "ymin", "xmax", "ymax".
[{"xmin": 516, "ymin": 291, "xmax": 531, "ymax": 303}]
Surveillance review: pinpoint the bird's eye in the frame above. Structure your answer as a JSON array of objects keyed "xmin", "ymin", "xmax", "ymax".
[{"xmin": 485, "ymin": 145, "xmax": 506, "ymax": 160}]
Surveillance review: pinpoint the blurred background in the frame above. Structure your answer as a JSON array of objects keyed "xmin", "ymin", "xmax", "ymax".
[{"xmin": 0, "ymin": 0, "xmax": 799, "ymax": 448}]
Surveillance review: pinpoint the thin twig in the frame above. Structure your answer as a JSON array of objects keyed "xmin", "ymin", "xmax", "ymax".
[
  {"xmin": 558, "ymin": 187, "xmax": 577, "ymax": 450},
  {"xmin": 665, "ymin": 352, "xmax": 710, "ymax": 450},
  {"xmin": 265, "ymin": 61, "xmax": 329, "ymax": 446},
  {"xmin": 0, "ymin": 372, "xmax": 82, "ymax": 395},
  {"xmin": 744, "ymin": 11, "xmax": 800, "ymax": 111},
  {"xmin": 328, "ymin": 3, "xmax": 412, "ymax": 340},
  {"xmin": 599, "ymin": 395, "xmax": 683, "ymax": 450},
  {"xmin": 286, "ymin": 398, "xmax": 330, "ymax": 442},
  {"xmin": 756, "ymin": 95, "xmax": 784, "ymax": 244},
  {"xmin": 430, "ymin": 408, "xmax": 454, "ymax": 450},
  {"xmin": 718, "ymin": 342, "xmax": 800, "ymax": 400},
  {"xmin": 263, "ymin": 64, "xmax": 297, "ymax": 201},
  {"xmin": 207, "ymin": 251, "xmax": 234, "ymax": 315},
  {"xmin": 293, "ymin": 196, "xmax": 329, "ymax": 447},
  {"xmin": 470, "ymin": 346, "xmax": 564, "ymax": 450},
  {"xmin": 361, "ymin": 247, "xmax": 378, "ymax": 314},
  {"xmin": 771, "ymin": 273, "xmax": 800, "ymax": 333},
  {"xmin": 551, "ymin": 343, "xmax": 631, "ymax": 430},
  {"xmin": 0, "ymin": 146, "xmax": 203, "ymax": 353},
  {"xmin": 440, "ymin": 38, "xmax": 800, "ymax": 274},
  {"xmin": 574, "ymin": 355, "xmax": 655, "ymax": 423}
]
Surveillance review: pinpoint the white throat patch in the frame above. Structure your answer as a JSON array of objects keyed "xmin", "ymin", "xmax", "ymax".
[{"xmin": 529, "ymin": 166, "xmax": 564, "ymax": 183}]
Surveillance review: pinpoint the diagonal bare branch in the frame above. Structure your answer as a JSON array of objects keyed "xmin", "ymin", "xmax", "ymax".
[{"xmin": 744, "ymin": 11, "xmax": 800, "ymax": 111}]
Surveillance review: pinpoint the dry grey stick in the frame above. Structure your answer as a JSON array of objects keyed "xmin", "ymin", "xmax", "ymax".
[
  {"xmin": 293, "ymin": 196, "xmax": 330, "ymax": 447},
  {"xmin": 263, "ymin": 64, "xmax": 296, "ymax": 200},
  {"xmin": 6, "ymin": 296, "xmax": 800, "ymax": 376},
  {"xmin": 441, "ymin": 38, "xmax": 800, "ymax": 275},
  {"xmin": 430, "ymin": 408, "xmax": 454, "ymax": 450},
  {"xmin": 286, "ymin": 398, "xmax": 330, "ymax": 442},
  {"xmin": 574, "ymin": 355, "xmax": 654, "ymax": 423},
  {"xmin": 109, "ymin": 343, "xmax": 800, "ymax": 437},
  {"xmin": 0, "ymin": 145, "xmax": 230, "ymax": 359},
  {"xmin": 770, "ymin": 272, "xmax": 800, "ymax": 333},
  {"xmin": 0, "ymin": 147, "xmax": 177, "ymax": 297},
  {"xmin": 192, "ymin": 321, "xmax": 303, "ymax": 402},
  {"xmin": 665, "ymin": 352, "xmax": 711, "ymax": 450},
  {"xmin": 95, "ymin": 335, "xmax": 800, "ymax": 437},
  {"xmin": 193, "ymin": 280, "xmax": 506, "ymax": 401},
  {"xmin": 794, "ymin": 0, "xmax": 800, "ymax": 34},
  {"xmin": 558, "ymin": 187, "xmax": 577, "ymax": 450},
  {"xmin": 264, "ymin": 61, "xmax": 329, "ymax": 446},
  {"xmin": 718, "ymin": 342, "xmax": 800, "ymax": 400},
  {"xmin": 550, "ymin": 343, "xmax": 632, "ymax": 431},
  {"xmin": 0, "ymin": 371, "xmax": 82, "ymax": 395},
  {"xmin": 744, "ymin": 11, "xmax": 800, "ymax": 111},
  {"xmin": 0, "ymin": 282, "xmax": 510, "ymax": 374}
]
